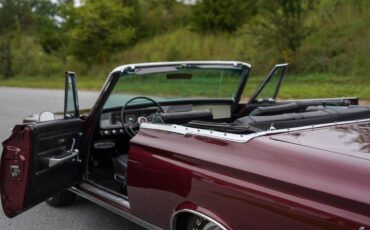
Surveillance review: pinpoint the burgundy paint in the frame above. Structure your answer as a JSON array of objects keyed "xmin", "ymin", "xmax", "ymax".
[
  {"xmin": 271, "ymin": 122, "xmax": 370, "ymax": 158},
  {"xmin": 2, "ymin": 119, "xmax": 370, "ymax": 229},
  {"xmin": 0, "ymin": 125, "xmax": 32, "ymax": 217},
  {"xmin": 127, "ymin": 121, "xmax": 370, "ymax": 229}
]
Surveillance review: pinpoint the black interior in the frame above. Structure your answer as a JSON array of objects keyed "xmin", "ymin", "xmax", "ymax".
[
  {"xmin": 89, "ymin": 131, "xmax": 130, "ymax": 195},
  {"xmin": 88, "ymin": 100, "xmax": 229, "ymax": 196},
  {"xmin": 160, "ymin": 109, "xmax": 213, "ymax": 123},
  {"xmin": 25, "ymin": 119, "xmax": 83, "ymax": 208},
  {"xmin": 234, "ymin": 105, "xmax": 370, "ymax": 131}
]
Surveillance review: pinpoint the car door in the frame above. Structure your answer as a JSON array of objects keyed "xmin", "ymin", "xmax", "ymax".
[{"xmin": 0, "ymin": 72, "xmax": 85, "ymax": 217}]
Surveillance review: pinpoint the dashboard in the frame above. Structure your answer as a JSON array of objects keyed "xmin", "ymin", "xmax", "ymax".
[
  {"xmin": 99, "ymin": 104, "xmax": 232, "ymax": 136},
  {"xmin": 100, "ymin": 107, "xmax": 157, "ymax": 136}
]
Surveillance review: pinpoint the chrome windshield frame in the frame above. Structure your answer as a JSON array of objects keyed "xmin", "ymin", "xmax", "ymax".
[{"xmin": 109, "ymin": 61, "xmax": 252, "ymax": 105}]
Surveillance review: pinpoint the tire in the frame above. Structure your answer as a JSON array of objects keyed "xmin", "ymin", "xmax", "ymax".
[
  {"xmin": 46, "ymin": 190, "xmax": 77, "ymax": 207},
  {"xmin": 186, "ymin": 215, "xmax": 222, "ymax": 230}
]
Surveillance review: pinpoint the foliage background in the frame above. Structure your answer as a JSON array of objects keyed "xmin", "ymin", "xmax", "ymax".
[{"xmin": 0, "ymin": 0, "xmax": 369, "ymax": 101}]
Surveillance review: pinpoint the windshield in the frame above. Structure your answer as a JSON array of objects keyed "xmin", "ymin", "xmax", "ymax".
[{"xmin": 104, "ymin": 64, "xmax": 247, "ymax": 109}]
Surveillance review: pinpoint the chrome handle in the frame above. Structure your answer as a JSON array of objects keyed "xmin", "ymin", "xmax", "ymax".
[
  {"xmin": 48, "ymin": 149, "xmax": 79, "ymax": 168},
  {"xmin": 70, "ymin": 138, "xmax": 76, "ymax": 151}
]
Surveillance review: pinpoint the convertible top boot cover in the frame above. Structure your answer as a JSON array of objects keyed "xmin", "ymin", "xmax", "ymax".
[
  {"xmin": 234, "ymin": 105, "xmax": 370, "ymax": 131},
  {"xmin": 160, "ymin": 109, "xmax": 213, "ymax": 124}
]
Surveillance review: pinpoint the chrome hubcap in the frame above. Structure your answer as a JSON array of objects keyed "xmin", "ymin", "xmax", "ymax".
[{"xmin": 203, "ymin": 222, "xmax": 222, "ymax": 230}]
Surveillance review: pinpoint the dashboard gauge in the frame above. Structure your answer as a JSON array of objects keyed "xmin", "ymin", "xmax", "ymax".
[
  {"xmin": 125, "ymin": 114, "xmax": 137, "ymax": 124},
  {"xmin": 111, "ymin": 113, "xmax": 122, "ymax": 125}
]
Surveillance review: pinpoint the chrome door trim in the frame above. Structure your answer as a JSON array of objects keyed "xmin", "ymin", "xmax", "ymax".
[{"xmin": 140, "ymin": 118, "xmax": 370, "ymax": 143}]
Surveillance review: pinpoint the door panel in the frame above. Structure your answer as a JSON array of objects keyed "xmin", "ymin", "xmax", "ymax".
[{"xmin": 1, "ymin": 118, "xmax": 84, "ymax": 217}]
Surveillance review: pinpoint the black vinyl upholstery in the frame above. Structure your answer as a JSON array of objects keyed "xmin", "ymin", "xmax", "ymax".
[
  {"xmin": 234, "ymin": 105, "xmax": 370, "ymax": 131},
  {"xmin": 160, "ymin": 109, "xmax": 213, "ymax": 124},
  {"xmin": 249, "ymin": 102, "xmax": 300, "ymax": 116},
  {"xmin": 112, "ymin": 154, "xmax": 128, "ymax": 186}
]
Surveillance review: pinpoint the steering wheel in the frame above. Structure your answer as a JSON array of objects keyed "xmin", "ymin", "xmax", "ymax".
[{"xmin": 120, "ymin": 96, "xmax": 164, "ymax": 137}]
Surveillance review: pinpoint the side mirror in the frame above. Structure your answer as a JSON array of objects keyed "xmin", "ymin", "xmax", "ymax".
[
  {"xmin": 64, "ymin": 72, "xmax": 80, "ymax": 119},
  {"xmin": 39, "ymin": 111, "xmax": 55, "ymax": 122}
]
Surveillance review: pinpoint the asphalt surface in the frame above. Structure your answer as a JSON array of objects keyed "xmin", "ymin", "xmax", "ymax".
[{"xmin": 0, "ymin": 87, "xmax": 144, "ymax": 230}]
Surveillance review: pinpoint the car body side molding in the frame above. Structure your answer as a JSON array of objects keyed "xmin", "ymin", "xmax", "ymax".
[{"xmin": 140, "ymin": 118, "xmax": 370, "ymax": 143}]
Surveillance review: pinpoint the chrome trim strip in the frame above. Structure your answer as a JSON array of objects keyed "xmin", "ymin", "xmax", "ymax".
[
  {"xmin": 141, "ymin": 122, "xmax": 252, "ymax": 142},
  {"xmin": 171, "ymin": 209, "xmax": 227, "ymax": 230},
  {"xmin": 141, "ymin": 118, "xmax": 370, "ymax": 143},
  {"xmin": 78, "ymin": 183, "xmax": 130, "ymax": 209},
  {"xmin": 111, "ymin": 61, "xmax": 251, "ymax": 73},
  {"xmin": 69, "ymin": 184, "xmax": 162, "ymax": 230}
]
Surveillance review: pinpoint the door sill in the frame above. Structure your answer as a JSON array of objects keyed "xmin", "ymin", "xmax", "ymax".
[
  {"xmin": 69, "ymin": 183, "xmax": 162, "ymax": 230},
  {"xmin": 78, "ymin": 182, "xmax": 129, "ymax": 208},
  {"xmin": 86, "ymin": 179, "xmax": 127, "ymax": 199}
]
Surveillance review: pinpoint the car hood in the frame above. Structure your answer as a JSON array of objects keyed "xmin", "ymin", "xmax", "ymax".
[{"xmin": 270, "ymin": 120, "xmax": 370, "ymax": 160}]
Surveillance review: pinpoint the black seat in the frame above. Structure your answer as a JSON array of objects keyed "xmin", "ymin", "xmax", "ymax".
[
  {"xmin": 249, "ymin": 102, "xmax": 300, "ymax": 116},
  {"xmin": 160, "ymin": 109, "xmax": 213, "ymax": 124},
  {"xmin": 111, "ymin": 154, "xmax": 128, "ymax": 186}
]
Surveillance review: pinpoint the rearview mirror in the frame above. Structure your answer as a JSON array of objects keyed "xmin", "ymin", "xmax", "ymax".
[{"xmin": 166, "ymin": 73, "xmax": 192, "ymax": 80}]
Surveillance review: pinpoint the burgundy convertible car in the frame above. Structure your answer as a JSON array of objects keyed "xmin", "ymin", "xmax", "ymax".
[{"xmin": 1, "ymin": 61, "xmax": 369, "ymax": 229}]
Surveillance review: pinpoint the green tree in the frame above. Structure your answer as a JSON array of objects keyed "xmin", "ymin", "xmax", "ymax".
[
  {"xmin": 66, "ymin": 0, "xmax": 137, "ymax": 64},
  {"xmin": 137, "ymin": 0, "xmax": 190, "ymax": 38},
  {"xmin": 29, "ymin": 0, "xmax": 63, "ymax": 53},
  {"xmin": 0, "ymin": 0, "xmax": 33, "ymax": 78},
  {"xmin": 191, "ymin": 0, "xmax": 256, "ymax": 33},
  {"xmin": 254, "ymin": 0, "xmax": 318, "ymax": 65}
]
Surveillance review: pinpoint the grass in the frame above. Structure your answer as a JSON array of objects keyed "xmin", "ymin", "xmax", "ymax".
[
  {"xmin": 244, "ymin": 73, "xmax": 370, "ymax": 102},
  {"xmin": 1, "ymin": 73, "xmax": 369, "ymax": 105}
]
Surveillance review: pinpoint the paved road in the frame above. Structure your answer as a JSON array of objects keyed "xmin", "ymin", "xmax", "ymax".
[{"xmin": 0, "ymin": 87, "xmax": 144, "ymax": 230}]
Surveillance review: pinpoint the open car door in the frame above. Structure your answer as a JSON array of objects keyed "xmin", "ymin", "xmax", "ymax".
[{"xmin": 0, "ymin": 72, "xmax": 84, "ymax": 217}]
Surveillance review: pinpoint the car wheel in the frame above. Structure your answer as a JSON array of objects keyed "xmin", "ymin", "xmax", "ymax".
[
  {"xmin": 186, "ymin": 215, "xmax": 222, "ymax": 230},
  {"xmin": 46, "ymin": 190, "xmax": 77, "ymax": 207}
]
